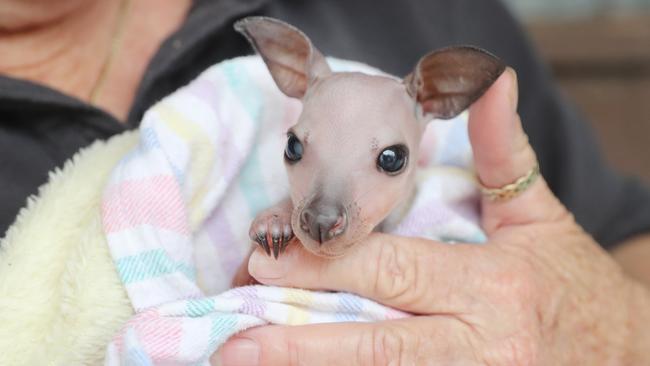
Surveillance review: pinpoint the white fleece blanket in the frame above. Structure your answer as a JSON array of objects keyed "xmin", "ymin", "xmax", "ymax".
[{"xmin": 101, "ymin": 56, "xmax": 485, "ymax": 365}]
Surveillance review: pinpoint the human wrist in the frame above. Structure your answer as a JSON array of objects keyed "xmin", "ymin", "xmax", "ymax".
[{"xmin": 623, "ymin": 279, "xmax": 650, "ymax": 364}]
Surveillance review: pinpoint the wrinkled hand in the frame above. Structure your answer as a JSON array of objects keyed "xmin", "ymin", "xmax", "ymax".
[{"xmin": 213, "ymin": 69, "xmax": 650, "ymax": 365}]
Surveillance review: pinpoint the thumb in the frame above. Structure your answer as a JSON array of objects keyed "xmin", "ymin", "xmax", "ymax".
[
  {"xmin": 468, "ymin": 67, "xmax": 567, "ymax": 233},
  {"xmin": 212, "ymin": 318, "xmax": 466, "ymax": 366}
]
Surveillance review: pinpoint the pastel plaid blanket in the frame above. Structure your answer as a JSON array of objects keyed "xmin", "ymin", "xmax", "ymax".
[{"xmin": 101, "ymin": 56, "xmax": 485, "ymax": 365}]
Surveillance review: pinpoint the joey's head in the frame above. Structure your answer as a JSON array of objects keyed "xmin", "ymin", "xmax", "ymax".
[{"xmin": 235, "ymin": 17, "xmax": 505, "ymax": 257}]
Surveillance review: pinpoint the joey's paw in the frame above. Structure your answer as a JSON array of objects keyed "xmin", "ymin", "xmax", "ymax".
[{"xmin": 249, "ymin": 213, "xmax": 294, "ymax": 259}]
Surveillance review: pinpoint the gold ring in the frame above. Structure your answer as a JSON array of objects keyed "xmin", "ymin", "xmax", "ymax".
[{"xmin": 479, "ymin": 163, "xmax": 541, "ymax": 202}]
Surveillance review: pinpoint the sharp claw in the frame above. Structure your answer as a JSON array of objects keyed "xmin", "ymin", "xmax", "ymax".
[
  {"xmin": 280, "ymin": 234, "xmax": 291, "ymax": 253},
  {"xmin": 256, "ymin": 232, "xmax": 271, "ymax": 256},
  {"xmin": 272, "ymin": 236, "xmax": 280, "ymax": 259},
  {"xmin": 283, "ymin": 225, "xmax": 294, "ymax": 241}
]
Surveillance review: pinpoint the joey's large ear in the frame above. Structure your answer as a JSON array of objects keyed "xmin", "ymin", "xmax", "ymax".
[
  {"xmin": 404, "ymin": 46, "xmax": 506, "ymax": 120},
  {"xmin": 234, "ymin": 16, "xmax": 331, "ymax": 99}
]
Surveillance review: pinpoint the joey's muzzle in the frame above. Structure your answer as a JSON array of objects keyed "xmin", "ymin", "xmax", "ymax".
[{"xmin": 299, "ymin": 199, "xmax": 348, "ymax": 244}]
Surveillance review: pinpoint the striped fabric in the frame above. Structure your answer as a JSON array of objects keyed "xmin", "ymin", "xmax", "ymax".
[{"xmin": 101, "ymin": 56, "xmax": 485, "ymax": 365}]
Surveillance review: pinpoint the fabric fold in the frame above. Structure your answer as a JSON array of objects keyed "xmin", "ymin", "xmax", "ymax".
[{"xmin": 101, "ymin": 56, "xmax": 485, "ymax": 365}]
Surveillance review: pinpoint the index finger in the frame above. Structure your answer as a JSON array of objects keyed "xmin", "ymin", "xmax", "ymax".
[{"xmin": 247, "ymin": 233, "xmax": 487, "ymax": 314}]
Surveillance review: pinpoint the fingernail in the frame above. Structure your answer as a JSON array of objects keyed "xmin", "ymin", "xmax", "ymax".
[
  {"xmin": 506, "ymin": 67, "xmax": 519, "ymax": 112},
  {"xmin": 218, "ymin": 338, "xmax": 260, "ymax": 366},
  {"xmin": 249, "ymin": 249, "xmax": 290, "ymax": 280}
]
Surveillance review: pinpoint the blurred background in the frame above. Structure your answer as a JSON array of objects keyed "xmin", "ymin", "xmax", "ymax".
[{"xmin": 502, "ymin": 0, "xmax": 650, "ymax": 184}]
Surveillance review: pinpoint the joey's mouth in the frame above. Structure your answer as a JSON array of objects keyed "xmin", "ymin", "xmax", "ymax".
[
  {"xmin": 292, "ymin": 218, "xmax": 366, "ymax": 258},
  {"xmin": 294, "ymin": 233, "xmax": 361, "ymax": 258}
]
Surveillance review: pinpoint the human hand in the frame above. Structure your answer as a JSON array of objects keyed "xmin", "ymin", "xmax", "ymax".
[{"xmin": 212, "ymin": 69, "xmax": 650, "ymax": 365}]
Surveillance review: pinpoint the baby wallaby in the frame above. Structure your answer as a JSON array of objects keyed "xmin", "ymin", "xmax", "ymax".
[{"xmin": 234, "ymin": 16, "xmax": 505, "ymax": 259}]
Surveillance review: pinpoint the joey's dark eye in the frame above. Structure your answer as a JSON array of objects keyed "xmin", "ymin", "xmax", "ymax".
[
  {"xmin": 284, "ymin": 133, "xmax": 303, "ymax": 163},
  {"xmin": 377, "ymin": 145, "xmax": 408, "ymax": 174}
]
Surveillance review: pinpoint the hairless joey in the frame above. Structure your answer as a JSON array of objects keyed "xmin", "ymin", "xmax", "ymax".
[{"xmin": 234, "ymin": 16, "xmax": 505, "ymax": 261}]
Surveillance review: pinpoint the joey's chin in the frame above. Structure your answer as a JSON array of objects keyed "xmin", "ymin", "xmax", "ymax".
[{"xmin": 294, "ymin": 231, "xmax": 359, "ymax": 259}]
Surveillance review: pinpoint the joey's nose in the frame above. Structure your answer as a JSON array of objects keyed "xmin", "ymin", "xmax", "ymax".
[{"xmin": 300, "ymin": 205, "xmax": 348, "ymax": 244}]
